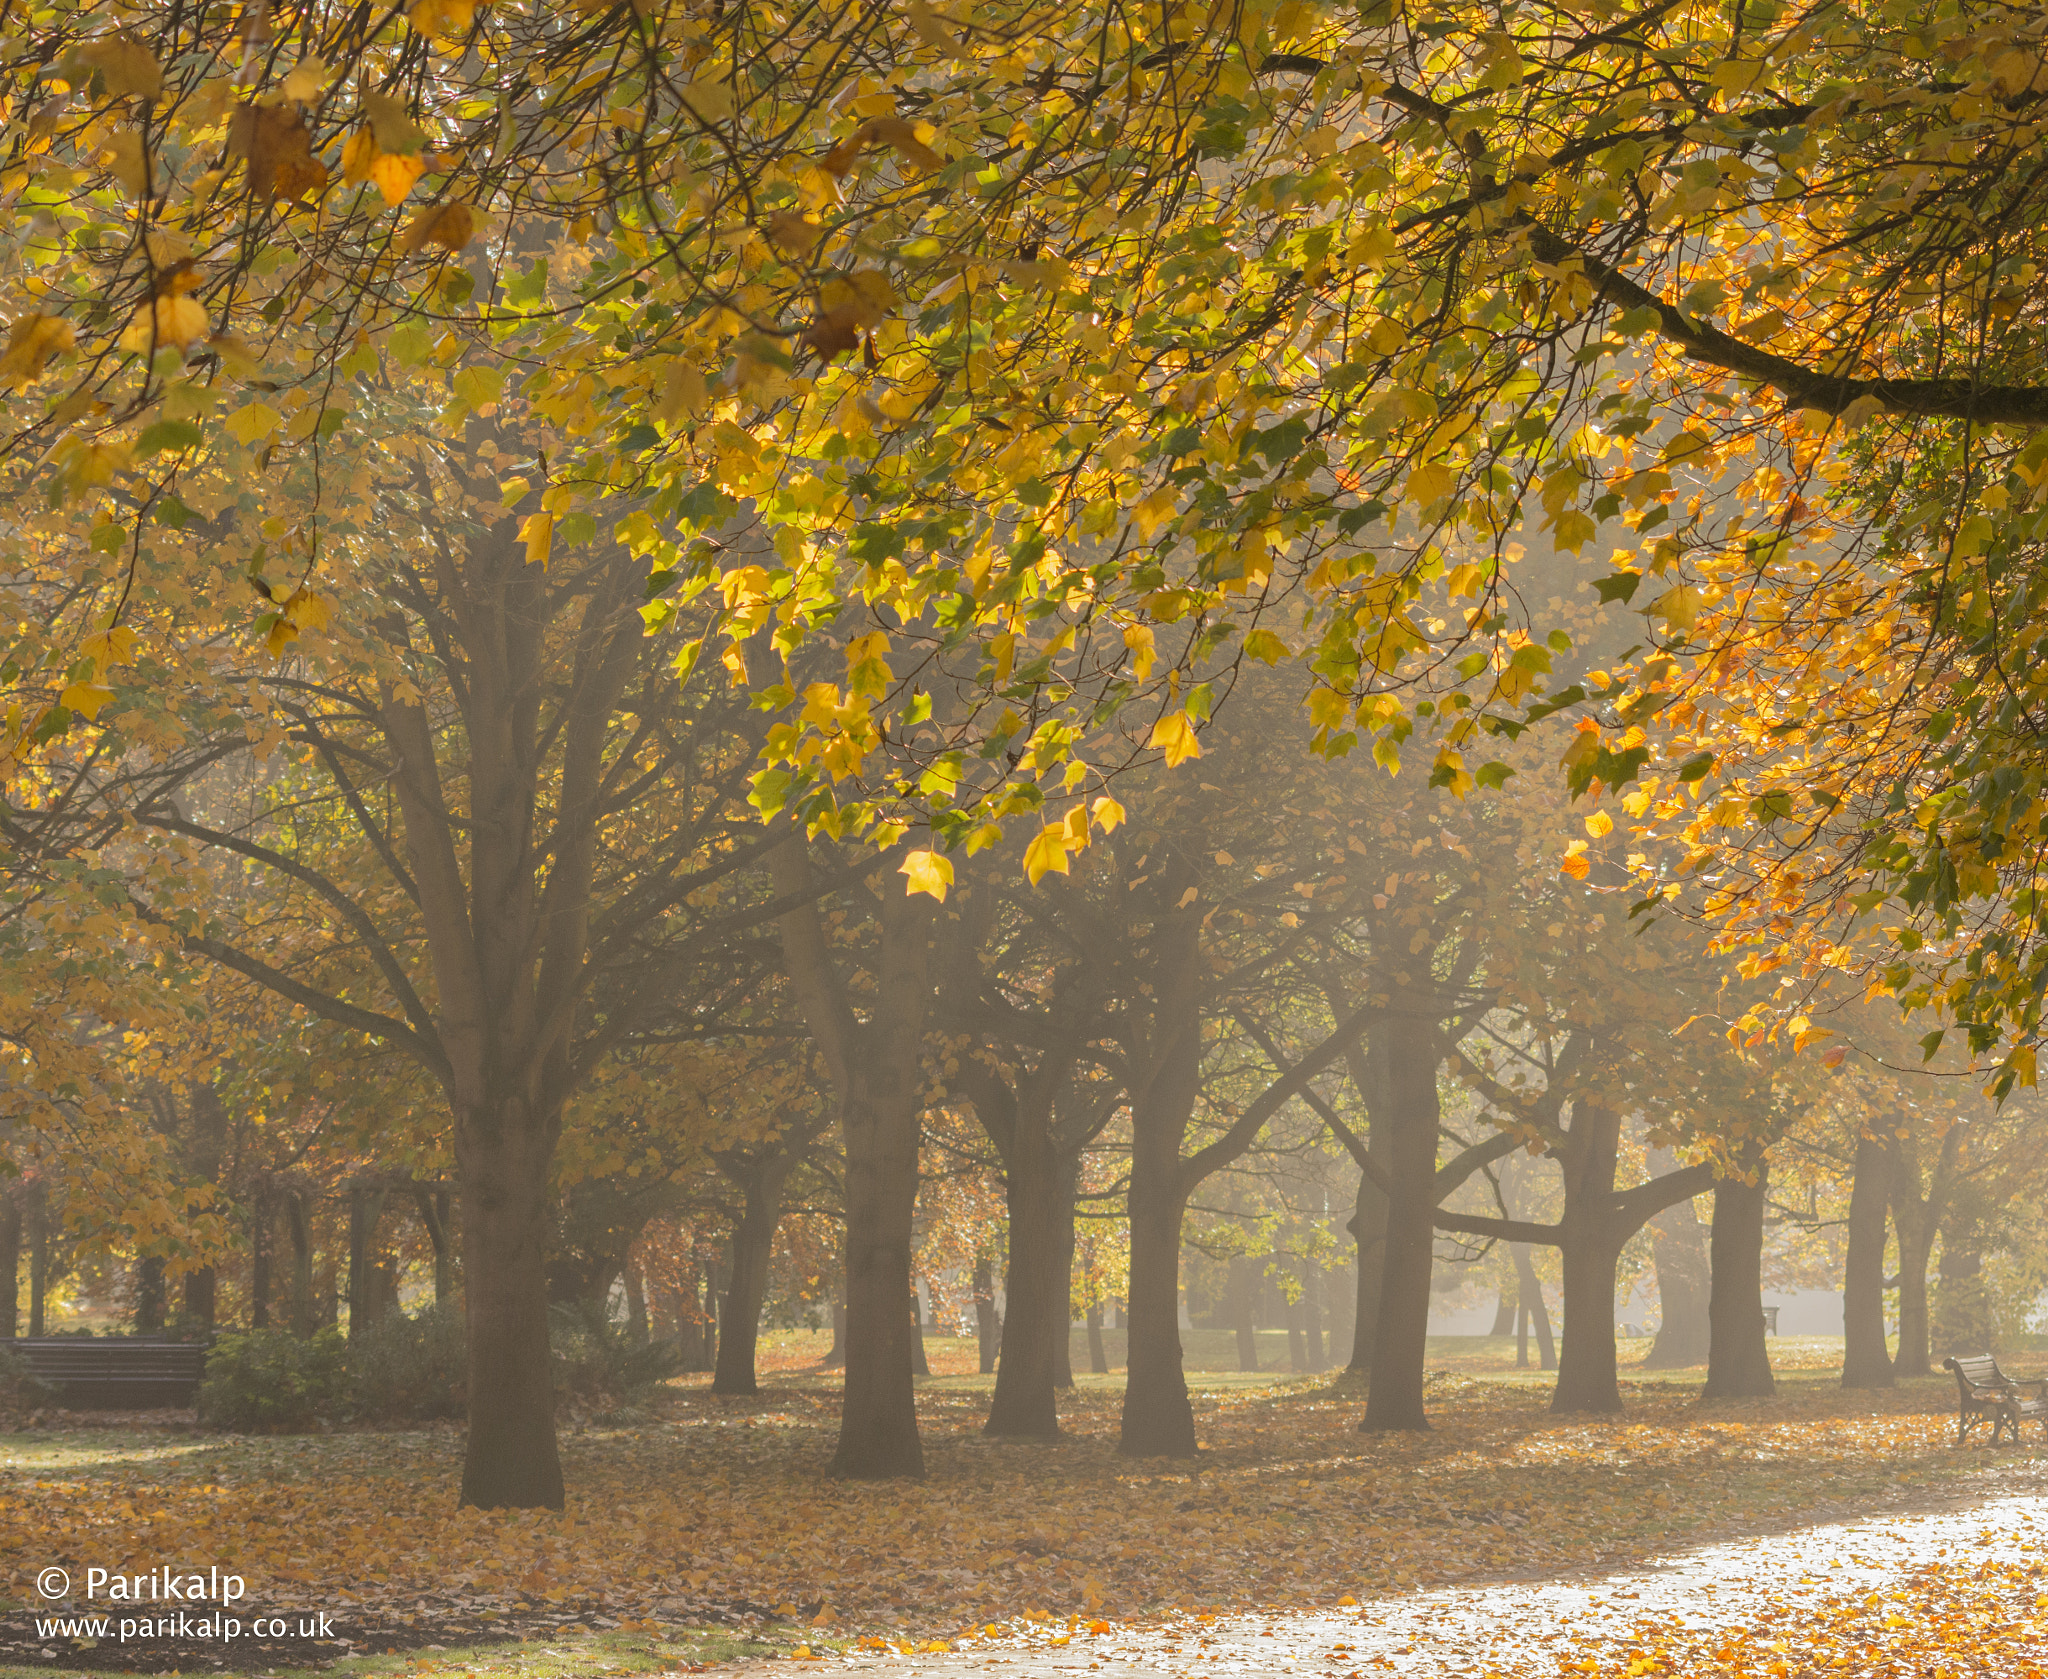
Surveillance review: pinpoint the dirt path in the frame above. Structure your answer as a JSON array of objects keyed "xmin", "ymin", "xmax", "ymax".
[{"xmin": 766, "ymin": 1464, "xmax": 2048, "ymax": 1678}]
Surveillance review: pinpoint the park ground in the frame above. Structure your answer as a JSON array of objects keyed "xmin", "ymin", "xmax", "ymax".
[{"xmin": 1, "ymin": 1334, "xmax": 2043, "ymax": 1678}]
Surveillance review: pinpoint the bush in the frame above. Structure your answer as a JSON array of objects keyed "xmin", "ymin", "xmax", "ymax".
[
  {"xmin": 198, "ymin": 1328, "xmax": 347, "ymax": 1432},
  {"xmin": 548, "ymin": 1303, "xmax": 681, "ymax": 1406},
  {"xmin": 0, "ymin": 1345, "xmax": 58, "ymax": 1413},
  {"xmin": 350, "ymin": 1300, "xmax": 465, "ymax": 1421}
]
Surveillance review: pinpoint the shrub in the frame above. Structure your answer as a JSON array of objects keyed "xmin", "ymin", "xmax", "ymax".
[
  {"xmin": 350, "ymin": 1300, "xmax": 465, "ymax": 1421},
  {"xmin": 198, "ymin": 1328, "xmax": 347, "ymax": 1432},
  {"xmin": 548, "ymin": 1303, "xmax": 681, "ymax": 1406},
  {"xmin": 0, "ymin": 1345, "xmax": 58, "ymax": 1413}
]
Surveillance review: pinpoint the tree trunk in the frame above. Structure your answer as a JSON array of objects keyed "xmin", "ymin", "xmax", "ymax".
[
  {"xmin": 1890, "ymin": 1137, "xmax": 1938, "ymax": 1379},
  {"xmin": 454, "ymin": 1110, "xmax": 565, "ymax": 1511},
  {"xmin": 136, "ymin": 1255, "xmax": 166, "ymax": 1334},
  {"xmin": 1361, "ymin": 1007, "xmax": 1440, "ymax": 1433},
  {"xmin": 712, "ymin": 1159, "xmax": 790, "ymax": 1396},
  {"xmin": 250, "ymin": 1190, "xmax": 270, "ymax": 1331},
  {"xmin": 1117, "ymin": 1001, "xmax": 1203, "ymax": 1458},
  {"xmin": 287, "ymin": 1192, "xmax": 315, "ymax": 1338},
  {"xmin": 0, "ymin": 1194, "xmax": 19, "ymax": 1339},
  {"xmin": 830, "ymin": 994, "xmax": 930, "ymax": 1477},
  {"xmin": 1287, "ymin": 1289, "xmax": 1308, "ymax": 1372},
  {"xmin": 1230, "ymin": 1255, "xmax": 1260, "ymax": 1371},
  {"xmin": 416, "ymin": 1187, "xmax": 455, "ymax": 1307},
  {"xmin": 1703, "ymin": 1162, "xmax": 1775, "ymax": 1399},
  {"xmin": 1512, "ymin": 1244, "xmax": 1556, "ymax": 1371},
  {"xmin": 27, "ymin": 1184, "xmax": 50, "ymax": 1336},
  {"xmin": 1053, "ymin": 1154, "xmax": 1078, "ymax": 1391},
  {"xmin": 983, "ymin": 1088, "xmax": 1063, "ymax": 1439},
  {"xmin": 1841, "ymin": 1124, "xmax": 1895, "ymax": 1388},
  {"xmin": 1551, "ymin": 1102, "xmax": 1624, "ymax": 1414},
  {"xmin": 910, "ymin": 1288, "xmax": 931, "ymax": 1376},
  {"xmin": 1305, "ymin": 1265, "xmax": 1326, "ymax": 1370},
  {"xmin": 181, "ymin": 1267, "xmax": 216, "ymax": 1333},
  {"xmin": 1551, "ymin": 1237, "xmax": 1624, "ymax": 1412},
  {"xmin": 1641, "ymin": 1187, "xmax": 1711, "ymax": 1369},
  {"xmin": 1085, "ymin": 1301, "xmax": 1109, "ymax": 1374},
  {"xmin": 1345, "ymin": 1145, "xmax": 1388, "ymax": 1374},
  {"xmin": 1488, "ymin": 1284, "xmax": 1516, "ymax": 1337},
  {"xmin": 624, "ymin": 1259, "xmax": 648, "ymax": 1344},
  {"xmin": 347, "ymin": 1185, "xmax": 389, "ymax": 1340},
  {"xmin": 973, "ymin": 1255, "xmax": 1001, "ymax": 1375},
  {"xmin": 822, "ymin": 1292, "xmax": 846, "ymax": 1369}
]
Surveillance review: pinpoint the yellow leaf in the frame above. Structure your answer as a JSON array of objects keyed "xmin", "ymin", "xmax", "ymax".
[
  {"xmin": 521, "ymin": 511, "xmax": 554, "ymax": 569},
  {"xmin": 1024, "ymin": 826, "xmax": 1072, "ymax": 885},
  {"xmin": 1559, "ymin": 842, "xmax": 1590, "ymax": 880},
  {"xmin": 283, "ymin": 590, "xmax": 333, "ymax": 633},
  {"xmin": 1243, "ymin": 627, "xmax": 1289, "ymax": 664},
  {"xmin": 224, "ymin": 401, "xmax": 280, "ymax": 444},
  {"xmin": 409, "ymin": 0, "xmax": 476, "ymax": 39},
  {"xmin": 59, "ymin": 682, "xmax": 113, "ymax": 719},
  {"xmin": 1648, "ymin": 584, "xmax": 1704, "ymax": 631},
  {"xmin": 340, "ymin": 127, "xmax": 379, "ymax": 183},
  {"xmin": 369, "ymin": 150, "xmax": 427, "ymax": 206},
  {"xmin": 396, "ymin": 200, "xmax": 475, "ymax": 253},
  {"xmin": 1091, "ymin": 795, "xmax": 1125, "ymax": 834},
  {"xmin": 119, "ymin": 294, "xmax": 208, "ymax": 353},
  {"xmin": 1123, "ymin": 623, "xmax": 1156, "ymax": 681},
  {"xmin": 280, "ymin": 57, "xmax": 331, "ymax": 102},
  {"xmin": 899, "ymin": 849, "xmax": 954, "ymax": 902},
  {"xmin": 1148, "ymin": 710, "xmax": 1201, "ymax": 767},
  {"xmin": 81, "ymin": 33, "xmax": 163, "ymax": 99},
  {"xmin": 99, "ymin": 128, "xmax": 149, "ymax": 197},
  {"xmin": 1584, "ymin": 810, "xmax": 1613, "ymax": 838},
  {"xmin": 0, "ymin": 314, "xmax": 75, "ymax": 390},
  {"xmin": 265, "ymin": 618, "xmax": 300, "ymax": 658}
]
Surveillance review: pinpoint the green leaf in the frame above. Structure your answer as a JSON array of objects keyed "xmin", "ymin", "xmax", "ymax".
[
  {"xmin": 136, "ymin": 418, "xmax": 203, "ymax": 455},
  {"xmin": 1593, "ymin": 570, "xmax": 1643, "ymax": 604}
]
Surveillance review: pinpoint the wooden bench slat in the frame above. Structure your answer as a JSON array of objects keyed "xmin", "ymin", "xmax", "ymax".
[{"xmin": 5, "ymin": 1337, "xmax": 208, "ymax": 1410}]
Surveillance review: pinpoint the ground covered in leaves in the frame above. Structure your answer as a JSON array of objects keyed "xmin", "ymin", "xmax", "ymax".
[{"xmin": 1, "ymin": 1356, "xmax": 2041, "ymax": 1674}]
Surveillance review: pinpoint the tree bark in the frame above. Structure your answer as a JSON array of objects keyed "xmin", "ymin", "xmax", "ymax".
[
  {"xmin": 1550, "ymin": 1101, "xmax": 1626, "ymax": 1414},
  {"xmin": 287, "ymin": 1192, "xmax": 314, "ymax": 1338},
  {"xmin": 1305, "ymin": 1265, "xmax": 1326, "ymax": 1370},
  {"xmin": 347, "ymin": 1185, "xmax": 389, "ymax": 1339},
  {"xmin": 1512, "ymin": 1244, "xmax": 1556, "ymax": 1371},
  {"xmin": 712, "ymin": 1156, "xmax": 791, "ymax": 1395},
  {"xmin": 1841, "ymin": 1123, "xmax": 1895, "ymax": 1388},
  {"xmin": 909, "ymin": 1288, "xmax": 930, "ymax": 1376},
  {"xmin": 977, "ymin": 1071, "xmax": 1063, "ymax": 1439},
  {"xmin": 1230, "ymin": 1255, "xmax": 1260, "ymax": 1370},
  {"xmin": 1362, "ymin": 1007, "xmax": 1441, "ymax": 1433},
  {"xmin": 137, "ymin": 1255, "xmax": 166, "ymax": 1334},
  {"xmin": 250, "ymin": 1189, "xmax": 271, "ymax": 1331},
  {"xmin": 1085, "ymin": 1301, "xmax": 1109, "ymax": 1374},
  {"xmin": 1346, "ymin": 1162, "xmax": 1387, "ymax": 1375},
  {"xmin": 415, "ymin": 1187, "xmax": 455, "ymax": 1307},
  {"xmin": 1703, "ymin": 1161, "xmax": 1776, "ymax": 1399},
  {"xmin": 181, "ymin": 1266, "xmax": 216, "ymax": 1333},
  {"xmin": 1053, "ymin": 1154, "xmax": 1078, "ymax": 1391},
  {"xmin": 1488, "ymin": 1287, "xmax": 1517, "ymax": 1337},
  {"xmin": 1641, "ymin": 1182, "xmax": 1711, "ymax": 1369},
  {"xmin": 822, "ymin": 1292, "xmax": 846, "ymax": 1369},
  {"xmin": 455, "ymin": 1108, "xmax": 564, "ymax": 1509},
  {"xmin": 1889, "ymin": 1129, "xmax": 1947, "ymax": 1379},
  {"xmin": 0, "ymin": 1194, "xmax": 19, "ymax": 1339},
  {"xmin": 973, "ymin": 1255, "xmax": 1001, "ymax": 1375}
]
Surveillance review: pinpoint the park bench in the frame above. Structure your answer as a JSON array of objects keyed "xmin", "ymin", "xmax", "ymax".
[
  {"xmin": 5, "ymin": 1336, "xmax": 209, "ymax": 1409},
  {"xmin": 1943, "ymin": 1353, "xmax": 2048, "ymax": 1445}
]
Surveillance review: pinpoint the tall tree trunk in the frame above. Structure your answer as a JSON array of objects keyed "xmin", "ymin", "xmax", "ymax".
[
  {"xmin": 822, "ymin": 1291, "xmax": 846, "ymax": 1369},
  {"xmin": 712, "ymin": 1159, "xmax": 791, "ymax": 1396},
  {"xmin": 136, "ymin": 1255, "xmax": 166, "ymax": 1334},
  {"xmin": 1287, "ymin": 1289, "xmax": 1308, "ymax": 1372},
  {"xmin": 1550, "ymin": 1237, "xmax": 1624, "ymax": 1411},
  {"xmin": 1551, "ymin": 1102, "xmax": 1625, "ymax": 1414},
  {"xmin": 973, "ymin": 1255, "xmax": 1001, "ymax": 1375},
  {"xmin": 347, "ymin": 1185, "xmax": 389, "ymax": 1340},
  {"xmin": 909, "ymin": 1288, "xmax": 930, "ymax": 1376},
  {"xmin": 181, "ymin": 1267, "xmax": 216, "ymax": 1333},
  {"xmin": 1703, "ymin": 1161, "xmax": 1775, "ymax": 1399},
  {"xmin": 1641, "ymin": 1184, "xmax": 1711, "ymax": 1369},
  {"xmin": 250, "ymin": 1189, "xmax": 271, "ymax": 1331},
  {"xmin": 624, "ymin": 1259, "xmax": 648, "ymax": 1344},
  {"xmin": 1841, "ymin": 1123, "xmax": 1895, "ymax": 1388},
  {"xmin": 775, "ymin": 846, "xmax": 934, "ymax": 1479},
  {"xmin": 1361, "ymin": 1007, "xmax": 1440, "ymax": 1433},
  {"xmin": 27, "ymin": 1184, "xmax": 50, "ymax": 1336},
  {"xmin": 1890, "ymin": 1135, "xmax": 1939, "ymax": 1378},
  {"xmin": 454, "ymin": 1107, "xmax": 564, "ymax": 1510},
  {"xmin": 1512, "ymin": 1244, "xmax": 1556, "ymax": 1371},
  {"xmin": 1053, "ymin": 1154, "xmax": 1078, "ymax": 1391},
  {"xmin": 287, "ymin": 1192, "xmax": 314, "ymax": 1338},
  {"xmin": 1346, "ymin": 1161, "xmax": 1387, "ymax": 1374},
  {"xmin": 1229, "ymin": 1256, "xmax": 1260, "ymax": 1371},
  {"xmin": 1117, "ymin": 1001, "xmax": 1203, "ymax": 1457},
  {"xmin": 983, "ymin": 1087, "xmax": 1063, "ymax": 1438},
  {"xmin": 0, "ymin": 1194, "xmax": 19, "ymax": 1338},
  {"xmin": 415, "ymin": 1187, "xmax": 455, "ymax": 1307},
  {"xmin": 1085, "ymin": 1301, "xmax": 1109, "ymax": 1374},
  {"xmin": 1488, "ymin": 1286, "xmax": 1517, "ymax": 1337},
  {"xmin": 1305, "ymin": 1265, "xmax": 1326, "ymax": 1371}
]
